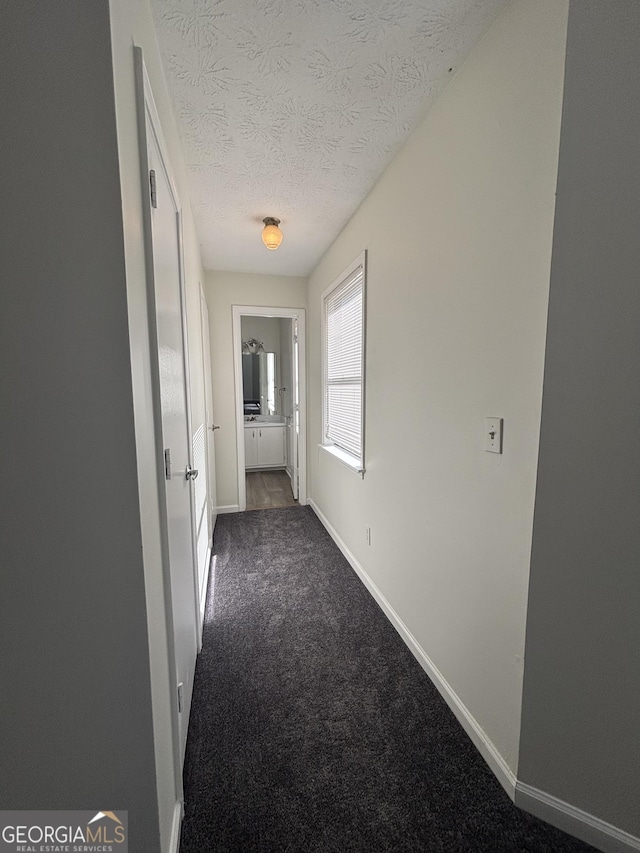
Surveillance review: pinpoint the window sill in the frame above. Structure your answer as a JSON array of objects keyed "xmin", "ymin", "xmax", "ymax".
[{"xmin": 318, "ymin": 443, "xmax": 365, "ymax": 477}]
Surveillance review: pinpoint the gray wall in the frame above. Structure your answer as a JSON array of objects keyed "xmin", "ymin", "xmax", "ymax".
[
  {"xmin": 519, "ymin": 0, "xmax": 640, "ymax": 837},
  {"xmin": 0, "ymin": 3, "xmax": 159, "ymax": 846}
]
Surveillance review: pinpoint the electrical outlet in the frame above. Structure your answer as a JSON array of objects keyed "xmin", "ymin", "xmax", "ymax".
[{"xmin": 364, "ymin": 525, "xmax": 371, "ymax": 546}]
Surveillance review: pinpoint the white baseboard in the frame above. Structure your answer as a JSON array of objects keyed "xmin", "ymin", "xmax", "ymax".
[
  {"xmin": 216, "ymin": 504, "xmax": 239, "ymax": 514},
  {"xmin": 516, "ymin": 783, "xmax": 640, "ymax": 853},
  {"xmin": 308, "ymin": 499, "xmax": 640, "ymax": 853},
  {"xmin": 168, "ymin": 800, "xmax": 182, "ymax": 853},
  {"xmin": 308, "ymin": 499, "xmax": 517, "ymax": 800}
]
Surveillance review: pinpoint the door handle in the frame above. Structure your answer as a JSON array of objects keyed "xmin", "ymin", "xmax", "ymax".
[
  {"xmin": 186, "ymin": 465, "xmax": 199, "ymax": 481},
  {"xmin": 209, "ymin": 424, "xmax": 221, "ymax": 431}
]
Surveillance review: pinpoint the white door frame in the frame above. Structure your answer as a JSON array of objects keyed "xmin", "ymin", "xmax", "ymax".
[
  {"xmin": 290, "ymin": 318, "xmax": 300, "ymax": 500},
  {"xmin": 232, "ymin": 305, "xmax": 307, "ymax": 512}
]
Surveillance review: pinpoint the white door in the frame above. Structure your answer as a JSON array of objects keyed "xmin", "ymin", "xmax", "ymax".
[
  {"xmin": 197, "ymin": 286, "xmax": 217, "ymax": 621},
  {"xmin": 148, "ymin": 120, "xmax": 198, "ymax": 763},
  {"xmin": 244, "ymin": 428, "xmax": 258, "ymax": 467},
  {"xmin": 291, "ymin": 320, "xmax": 300, "ymax": 499}
]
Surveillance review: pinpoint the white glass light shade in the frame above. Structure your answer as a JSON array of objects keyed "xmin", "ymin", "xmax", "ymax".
[{"xmin": 262, "ymin": 217, "xmax": 283, "ymax": 250}]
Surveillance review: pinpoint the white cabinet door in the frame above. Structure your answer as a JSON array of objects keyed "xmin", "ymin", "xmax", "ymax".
[
  {"xmin": 257, "ymin": 426, "xmax": 286, "ymax": 466},
  {"xmin": 244, "ymin": 428, "xmax": 258, "ymax": 467}
]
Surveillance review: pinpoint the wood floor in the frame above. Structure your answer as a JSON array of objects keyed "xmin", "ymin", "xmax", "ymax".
[{"xmin": 246, "ymin": 469, "xmax": 297, "ymax": 511}]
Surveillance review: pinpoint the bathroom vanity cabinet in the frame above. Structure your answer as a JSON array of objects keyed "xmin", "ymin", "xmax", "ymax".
[{"xmin": 244, "ymin": 423, "xmax": 286, "ymax": 469}]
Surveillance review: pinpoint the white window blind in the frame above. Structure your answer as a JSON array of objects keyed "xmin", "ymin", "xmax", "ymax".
[{"xmin": 323, "ymin": 259, "xmax": 365, "ymax": 468}]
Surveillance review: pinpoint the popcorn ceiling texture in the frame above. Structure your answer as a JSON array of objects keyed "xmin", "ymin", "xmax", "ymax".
[{"xmin": 151, "ymin": 0, "xmax": 510, "ymax": 275}]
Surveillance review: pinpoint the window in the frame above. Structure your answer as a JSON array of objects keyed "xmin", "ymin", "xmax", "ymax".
[{"xmin": 321, "ymin": 252, "xmax": 366, "ymax": 473}]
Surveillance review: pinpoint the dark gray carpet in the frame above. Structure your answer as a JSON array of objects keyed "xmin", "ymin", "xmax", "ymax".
[{"xmin": 180, "ymin": 506, "xmax": 596, "ymax": 853}]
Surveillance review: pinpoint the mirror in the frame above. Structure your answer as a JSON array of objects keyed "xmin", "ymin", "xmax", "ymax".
[{"xmin": 242, "ymin": 352, "xmax": 277, "ymax": 415}]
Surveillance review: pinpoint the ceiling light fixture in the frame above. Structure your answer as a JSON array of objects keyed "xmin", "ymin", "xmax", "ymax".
[{"xmin": 262, "ymin": 217, "xmax": 283, "ymax": 250}]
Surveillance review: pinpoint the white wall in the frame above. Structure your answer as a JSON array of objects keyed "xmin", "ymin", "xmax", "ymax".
[
  {"xmin": 205, "ymin": 271, "xmax": 307, "ymax": 510},
  {"xmin": 307, "ymin": 0, "xmax": 568, "ymax": 774},
  {"xmin": 109, "ymin": 0, "xmax": 207, "ymax": 848}
]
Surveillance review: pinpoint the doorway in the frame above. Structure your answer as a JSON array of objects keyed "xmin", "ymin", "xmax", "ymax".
[{"xmin": 232, "ymin": 306, "xmax": 307, "ymax": 512}]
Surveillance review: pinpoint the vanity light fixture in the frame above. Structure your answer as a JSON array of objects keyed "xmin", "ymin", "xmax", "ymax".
[
  {"xmin": 243, "ymin": 338, "xmax": 264, "ymax": 354},
  {"xmin": 262, "ymin": 217, "xmax": 283, "ymax": 250}
]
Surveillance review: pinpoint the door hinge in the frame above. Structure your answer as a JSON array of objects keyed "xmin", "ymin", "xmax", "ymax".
[
  {"xmin": 149, "ymin": 169, "xmax": 157, "ymax": 208},
  {"xmin": 164, "ymin": 448, "xmax": 172, "ymax": 480},
  {"xmin": 177, "ymin": 682, "xmax": 184, "ymax": 713},
  {"xmin": 293, "ymin": 334, "xmax": 298, "ymax": 344}
]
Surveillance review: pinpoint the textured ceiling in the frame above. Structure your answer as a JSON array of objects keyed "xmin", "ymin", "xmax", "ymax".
[{"xmin": 150, "ymin": 0, "xmax": 511, "ymax": 276}]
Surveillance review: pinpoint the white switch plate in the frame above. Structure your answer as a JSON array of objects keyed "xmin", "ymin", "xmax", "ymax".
[
  {"xmin": 485, "ymin": 417, "xmax": 503, "ymax": 453},
  {"xmin": 364, "ymin": 525, "xmax": 372, "ymax": 546}
]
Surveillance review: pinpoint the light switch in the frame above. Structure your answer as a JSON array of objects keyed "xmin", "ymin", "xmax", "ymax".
[{"xmin": 485, "ymin": 417, "xmax": 503, "ymax": 453}]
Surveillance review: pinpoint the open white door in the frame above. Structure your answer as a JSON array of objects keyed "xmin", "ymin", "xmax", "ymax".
[{"xmin": 291, "ymin": 320, "xmax": 300, "ymax": 500}]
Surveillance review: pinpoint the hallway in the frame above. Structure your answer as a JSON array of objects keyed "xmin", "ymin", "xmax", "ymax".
[{"xmin": 179, "ymin": 508, "xmax": 595, "ymax": 853}]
